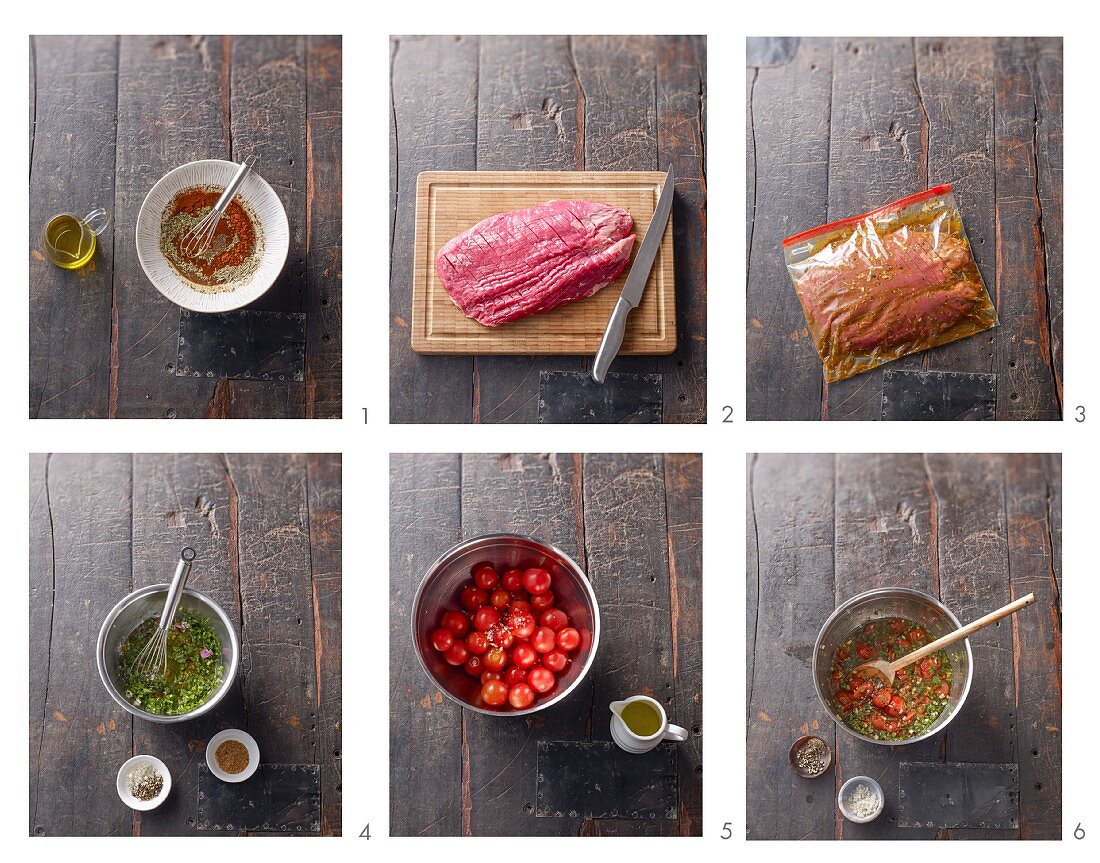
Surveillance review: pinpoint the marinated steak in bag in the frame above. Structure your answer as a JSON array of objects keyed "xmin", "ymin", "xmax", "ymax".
[{"xmin": 783, "ymin": 185, "xmax": 997, "ymax": 382}]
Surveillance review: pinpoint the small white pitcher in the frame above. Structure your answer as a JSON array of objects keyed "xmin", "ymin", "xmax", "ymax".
[{"xmin": 609, "ymin": 695, "xmax": 689, "ymax": 754}]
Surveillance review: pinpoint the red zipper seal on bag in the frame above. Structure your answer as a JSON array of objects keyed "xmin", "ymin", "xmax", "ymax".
[{"xmin": 782, "ymin": 184, "xmax": 955, "ymax": 247}]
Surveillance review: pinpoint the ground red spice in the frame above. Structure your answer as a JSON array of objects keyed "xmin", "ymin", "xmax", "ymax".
[{"xmin": 161, "ymin": 187, "xmax": 260, "ymax": 287}]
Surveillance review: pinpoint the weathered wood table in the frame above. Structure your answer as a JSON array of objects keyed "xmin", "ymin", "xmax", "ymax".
[
  {"xmin": 29, "ymin": 36, "xmax": 342, "ymax": 419},
  {"xmin": 390, "ymin": 36, "xmax": 706, "ymax": 424},
  {"xmin": 746, "ymin": 453, "xmax": 1061, "ymax": 839},
  {"xmin": 747, "ymin": 38, "xmax": 1062, "ymax": 421},
  {"xmin": 29, "ymin": 453, "xmax": 342, "ymax": 836},
  {"xmin": 390, "ymin": 453, "xmax": 702, "ymax": 834}
]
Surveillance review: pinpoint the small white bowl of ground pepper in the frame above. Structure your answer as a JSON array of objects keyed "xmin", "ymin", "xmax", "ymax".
[
  {"xmin": 206, "ymin": 729, "xmax": 260, "ymax": 783},
  {"xmin": 117, "ymin": 754, "xmax": 171, "ymax": 810}
]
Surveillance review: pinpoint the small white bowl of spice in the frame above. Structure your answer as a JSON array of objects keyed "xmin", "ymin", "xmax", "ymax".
[
  {"xmin": 117, "ymin": 755, "xmax": 171, "ymax": 810},
  {"xmin": 206, "ymin": 728, "xmax": 260, "ymax": 783},
  {"xmin": 838, "ymin": 775, "xmax": 885, "ymax": 823}
]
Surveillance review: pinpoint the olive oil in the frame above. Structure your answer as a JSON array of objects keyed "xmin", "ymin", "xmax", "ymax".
[
  {"xmin": 621, "ymin": 700, "xmax": 662, "ymax": 736},
  {"xmin": 43, "ymin": 213, "xmax": 96, "ymax": 269}
]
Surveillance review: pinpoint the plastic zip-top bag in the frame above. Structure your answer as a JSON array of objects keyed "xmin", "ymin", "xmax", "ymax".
[{"xmin": 782, "ymin": 184, "xmax": 997, "ymax": 383}]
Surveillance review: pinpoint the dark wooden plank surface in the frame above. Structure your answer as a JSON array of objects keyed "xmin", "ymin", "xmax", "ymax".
[
  {"xmin": 746, "ymin": 454, "xmax": 1062, "ymax": 840},
  {"xmin": 390, "ymin": 36, "xmax": 706, "ymax": 424},
  {"xmin": 389, "ymin": 453, "xmax": 702, "ymax": 836},
  {"xmin": 28, "ymin": 453, "xmax": 341, "ymax": 836},
  {"xmin": 29, "ymin": 36, "xmax": 118, "ymax": 419},
  {"xmin": 746, "ymin": 37, "xmax": 1062, "ymax": 421},
  {"xmin": 28, "ymin": 35, "xmax": 342, "ymax": 419}
]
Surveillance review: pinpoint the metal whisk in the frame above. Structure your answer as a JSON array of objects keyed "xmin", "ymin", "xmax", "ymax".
[
  {"xmin": 129, "ymin": 547, "xmax": 196, "ymax": 679},
  {"xmin": 180, "ymin": 156, "xmax": 256, "ymax": 257}
]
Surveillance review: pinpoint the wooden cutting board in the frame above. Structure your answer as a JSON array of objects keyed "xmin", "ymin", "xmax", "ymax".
[{"xmin": 411, "ymin": 171, "xmax": 676, "ymax": 355}]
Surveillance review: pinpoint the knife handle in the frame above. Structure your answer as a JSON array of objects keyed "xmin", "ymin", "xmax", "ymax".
[{"xmin": 592, "ymin": 297, "xmax": 633, "ymax": 384}]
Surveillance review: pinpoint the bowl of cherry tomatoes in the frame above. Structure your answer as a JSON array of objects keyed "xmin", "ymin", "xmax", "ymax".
[
  {"xmin": 812, "ymin": 588, "xmax": 973, "ymax": 746},
  {"xmin": 412, "ymin": 534, "xmax": 600, "ymax": 715}
]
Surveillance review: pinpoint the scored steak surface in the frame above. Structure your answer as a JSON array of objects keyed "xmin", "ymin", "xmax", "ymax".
[{"xmin": 435, "ymin": 200, "xmax": 636, "ymax": 326}]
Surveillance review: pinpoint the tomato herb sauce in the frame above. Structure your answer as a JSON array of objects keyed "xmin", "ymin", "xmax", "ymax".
[{"xmin": 829, "ymin": 617, "xmax": 952, "ymax": 741}]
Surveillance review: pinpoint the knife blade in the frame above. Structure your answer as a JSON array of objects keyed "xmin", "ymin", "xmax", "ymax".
[{"xmin": 592, "ymin": 166, "xmax": 675, "ymax": 384}]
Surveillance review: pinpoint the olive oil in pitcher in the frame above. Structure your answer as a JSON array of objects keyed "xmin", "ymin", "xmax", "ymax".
[{"xmin": 41, "ymin": 208, "xmax": 110, "ymax": 270}]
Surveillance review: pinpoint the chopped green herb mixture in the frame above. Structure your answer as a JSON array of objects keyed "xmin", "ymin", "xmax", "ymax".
[{"xmin": 117, "ymin": 609, "xmax": 223, "ymax": 715}]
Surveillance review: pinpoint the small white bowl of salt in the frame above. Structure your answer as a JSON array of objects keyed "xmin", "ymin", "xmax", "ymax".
[
  {"xmin": 117, "ymin": 754, "xmax": 172, "ymax": 811},
  {"xmin": 838, "ymin": 775, "xmax": 884, "ymax": 824}
]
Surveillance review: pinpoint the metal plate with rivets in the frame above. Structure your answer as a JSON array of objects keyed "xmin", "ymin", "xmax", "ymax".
[
  {"xmin": 881, "ymin": 369, "xmax": 997, "ymax": 421},
  {"xmin": 538, "ymin": 372, "xmax": 662, "ymax": 424},
  {"xmin": 897, "ymin": 762, "xmax": 1019, "ymax": 829},
  {"xmin": 535, "ymin": 740, "xmax": 678, "ymax": 819},
  {"xmin": 195, "ymin": 764, "xmax": 320, "ymax": 832},
  {"xmin": 176, "ymin": 309, "xmax": 306, "ymax": 382}
]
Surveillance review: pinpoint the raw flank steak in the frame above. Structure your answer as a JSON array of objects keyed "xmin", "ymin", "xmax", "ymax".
[{"xmin": 435, "ymin": 201, "xmax": 636, "ymax": 326}]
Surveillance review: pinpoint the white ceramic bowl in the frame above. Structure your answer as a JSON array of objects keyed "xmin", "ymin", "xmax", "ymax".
[
  {"xmin": 135, "ymin": 159, "xmax": 289, "ymax": 313},
  {"xmin": 838, "ymin": 775, "xmax": 885, "ymax": 824},
  {"xmin": 206, "ymin": 729, "xmax": 260, "ymax": 783},
  {"xmin": 117, "ymin": 755, "xmax": 171, "ymax": 811}
]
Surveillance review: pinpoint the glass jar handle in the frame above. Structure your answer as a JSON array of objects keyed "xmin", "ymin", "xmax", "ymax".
[{"xmin": 82, "ymin": 208, "xmax": 111, "ymax": 236}]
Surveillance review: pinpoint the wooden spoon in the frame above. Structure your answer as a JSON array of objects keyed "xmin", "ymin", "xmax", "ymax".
[{"xmin": 853, "ymin": 593, "xmax": 1036, "ymax": 686}]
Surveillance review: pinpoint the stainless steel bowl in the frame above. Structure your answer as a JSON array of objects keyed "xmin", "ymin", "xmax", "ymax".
[
  {"xmin": 411, "ymin": 533, "xmax": 600, "ymax": 716},
  {"xmin": 97, "ymin": 584, "xmax": 240, "ymax": 723},
  {"xmin": 813, "ymin": 588, "xmax": 973, "ymax": 745}
]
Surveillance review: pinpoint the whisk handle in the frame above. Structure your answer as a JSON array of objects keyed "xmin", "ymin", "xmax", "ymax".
[
  {"xmin": 160, "ymin": 547, "xmax": 196, "ymax": 629},
  {"xmin": 212, "ymin": 156, "xmax": 256, "ymax": 214}
]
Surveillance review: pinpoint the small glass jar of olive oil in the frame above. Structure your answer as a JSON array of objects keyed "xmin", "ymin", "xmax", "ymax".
[{"xmin": 41, "ymin": 208, "xmax": 110, "ymax": 269}]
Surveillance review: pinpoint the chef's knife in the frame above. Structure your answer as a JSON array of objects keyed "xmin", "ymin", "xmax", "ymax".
[{"xmin": 592, "ymin": 166, "xmax": 675, "ymax": 384}]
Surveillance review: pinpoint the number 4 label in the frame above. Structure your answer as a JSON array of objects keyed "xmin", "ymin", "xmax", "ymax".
[{"xmin": 360, "ymin": 823, "xmax": 371, "ymax": 839}]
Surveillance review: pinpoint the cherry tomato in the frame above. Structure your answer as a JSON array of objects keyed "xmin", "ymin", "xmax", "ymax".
[
  {"xmin": 855, "ymin": 642, "xmax": 874, "ymax": 660},
  {"xmin": 483, "ymin": 647, "xmax": 507, "ymax": 672},
  {"xmin": 464, "ymin": 655, "xmax": 483, "ymax": 676},
  {"xmin": 444, "ymin": 642, "xmax": 469, "ymax": 666},
  {"xmin": 487, "ymin": 624, "xmax": 514, "ymax": 650},
  {"xmin": 836, "ymin": 645, "xmax": 851, "ymax": 660},
  {"xmin": 512, "ymin": 643, "xmax": 537, "ymax": 669},
  {"xmin": 522, "ymin": 568, "xmax": 552, "ymax": 595},
  {"xmin": 889, "ymin": 620, "xmax": 906, "ymax": 634},
  {"xmin": 503, "ymin": 666, "xmax": 528, "ymax": 687},
  {"xmin": 481, "ymin": 679, "xmax": 508, "ymax": 707},
  {"xmin": 461, "ymin": 587, "xmax": 488, "ymax": 611},
  {"xmin": 509, "ymin": 600, "xmax": 532, "ymax": 615},
  {"xmin": 528, "ymin": 667, "xmax": 555, "ymax": 694},
  {"xmin": 543, "ymin": 649, "xmax": 568, "ymax": 672},
  {"xmin": 835, "ymin": 690, "xmax": 853, "ymax": 710},
  {"xmin": 474, "ymin": 565, "xmax": 499, "ymax": 590},
  {"xmin": 909, "ymin": 627, "xmax": 926, "ymax": 642},
  {"xmin": 918, "ymin": 658, "xmax": 933, "ymax": 679},
  {"xmin": 441, "ymin": 610, "xmax": 469, "ymax": 637},
  {"xmin": 885, "ymin": 695, "xmax": 906, "ymax": 718},
  {"xmin": 509, "ymin": 609, "xmax": 536, "ymax": 639},
  {"xmin": 934, "ymin": 683, "xmax": 950, "ymax": 699},
  {"xmin": 540, "ymin": 609, "xmax": 568, "ymax": 631},
  {"xmin": 501, "ymin": 569, "xmax": 523, "ymax": 592},
  {"xmin": 430, "ymin": 628, "xmax": 454, "ymax": 652},
  {"xmin": 465, "ymin": 631, "xmax": 489, "ymax": 655},
  {"xmin": 480, "ymin": 670, "xmax": 502, "ymax": 684},
  {"xmin": 871, "ymin": 688, "xmax": 893, "ymax": 710},
  {"xmin": 556, "ymin": 627, "xmax": 580, "ymax": 651},
  {"xmin": 473, "ymin": 606, "xmax": 500, "ymax": 632},
  {"xmin": 489, "ymin": 589, "xmax": 511, "ymax": 609},
  {"xmin": 871, "ymin": 713, "xmax": 888, "ymax": 731},
  {"xmin": 508, "ymin": 683, "xmax": 535, "ymax": 709},
  {"xmin": 532, "ymin": 626, "xmax": 557, "ymax": 653},
  {"xmin": 530, "ymin": 591, "xmax": 555, "ymax": 611}
]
